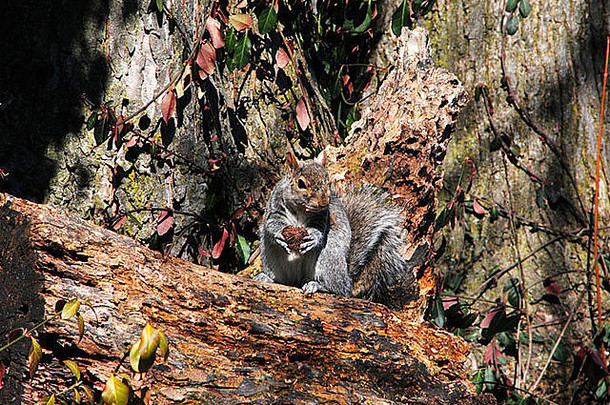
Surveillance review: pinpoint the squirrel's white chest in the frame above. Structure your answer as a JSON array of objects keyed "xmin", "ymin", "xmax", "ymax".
[{"xmin": 284, "ymin": 209, "xmax": 307, "ymax": 227}]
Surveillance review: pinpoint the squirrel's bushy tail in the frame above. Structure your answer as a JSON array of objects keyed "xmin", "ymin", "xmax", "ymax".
[{"xmin": 340, "ymin": 185, "xmax": 407, "ymax": 304}]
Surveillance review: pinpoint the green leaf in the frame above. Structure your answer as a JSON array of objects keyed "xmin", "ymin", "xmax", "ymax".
[
  {"xmin": 504, "ymin": 278, "xmax": 522, "ymax": 309},
  {"xmin": 509, "ymin": 143, "xmax": 521, "ymax": 157},
  {"xmin": 489, "ymin": 137, "xmax": 502, "ymax": 152},
  {"xmin": 490, "ymin": 205, "xmax": 499, "ymax": 222},
  {"xmin": 596, "ymin": 378, "xmax": 608, "ymax": 399},
  {"xmin": 233, "ymin": 32, "xmax": 251, "ymax": 70},
  {"xmin": 434, "ymin": 206, "xmax": 450, "ymax": 231},
  {"xmin": 505, "ymin": 0, "xmax": 519, "ymax": 13},
  {"xmin": 63, "ymin": 360, "xmax": 81, "ymax": 381},
  {"xmin": 101, "ymin": 375, "xmax": 131, "ymax": 405},
  {"xmin": 519, "ymin": 0, "xmax": 531, "ymax": 18},
  {"xmin": 552, "ymin": 341, "xmax": 569, "ymax": 362},
  {"xmin": 535, "ymin": 187, "xmax": 547, "ymax": 209},
  {"xmin": 225, "ymin": 28, "xmax": 237, "ymax": 53},
  {"xmin": 156, "ymin": 0, "xmax": 163, "ymax": 13},
  {"xmin": 236, "ymin": 234, "xmax": 251, "ymax": 264},
  {"xmin": 28, "ymin": 337, "xmax": 42, "ymax": 378},
  {"xmin": 391, "ymin": 1, "xmax": 412, "ymax": 37},
  {"xmin": 506, "ymin": 16, "xmax": 519, "ymax": 35},
  {"xmin": 346, "ymin": 1, "xmax": 373, "ymax": 33},
  {"xmin": 431, "ymin": 297, "xmax": 445, "ymax": 328},
  {"xmin": 86, "ymin": 111, "xmax": 99, "ymax": 131},
  {"xmin": 94, "ymin": 115, "xmax": 109, "ymax": 146},
  {"xmin": 257, "ymin": 7, "xmax": 277, "ymax": 35},
  {"xmin": 472, "ymin": 370, "xmax": 484, "ymax": 394},
  {"xmin": 61, "ymin": 299, "xmax": 81, "ymax": 320},
  {"xmin": 74, "ymin": 388, "xmax": 81, "ymax": 404},
  {"xmin": 44, "ymin": 394, "xmax": 55, "ymax": 405}
]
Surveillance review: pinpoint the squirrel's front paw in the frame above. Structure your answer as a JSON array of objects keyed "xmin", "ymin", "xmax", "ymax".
[
  {"xmin": 302, "ymin": 280, "xmax": 325, "ymax": 295},
  {"xmin": 299, "ymin": 235, "xmax": 317, "ymax": 254},
  {"xmin": 273, "ymin": 233, "xmax": 292, "ymax": 254}
]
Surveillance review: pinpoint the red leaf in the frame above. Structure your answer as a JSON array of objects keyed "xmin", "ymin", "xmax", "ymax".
[
  {"xmin": 212, "ymin": 227, "xmax": 229, "ymax": 259},
  {"xmin": 206, "ymin": 17, "xmax": 225, "ymax": 49},
  {"xmin": 230, "ymin": 222, "xmax": 236, "ymax": 247},
  {"xmin": 229, "ymin": 13, "xmax": 252, "ymax": 32},
  {"xmin": 473, "ymin": 199, "xmax": 486, "ymax": 215},
  {"xmin": 231, "ymin": 207, "xmax": 246, "ymax": 221},
  {"xmin": 296, "ymin": 98, "xmax": 310, "ymax": 131},
  {"xmin": 198, "ymin": 248, "xmax": 211, "ymax": 258},
  {"xmin": 342, "ymin": 74, "xmax": 350, "ymax": 86},
  {"xmin": 157, "ymin": 209, "xmax": 174, "ymax": 236},
  {"xmin": 197, "ymin": 42, "xmax": 217, "ymax": 75},
  {"xmin": 208, "ymin": 157, "xmax": 222, "ymax": 171},
  {"xmin": 442, "ymin": 296, "xmax": 459, "ymax": 310},
  {"xmin": 480, "ymin": 306, "xmax": 504, "ymax": 329},
  {"xmin": 125, "ymin": 135, "xmax": 138, "ymax": 148},
  {"xmin": 484, "ymin": 341, "xmax": 501, "ymax": 366},
  {"xmin": 543, "ymin": 277, "xmax": 561, "ymax": 296},
  {"xmin": 160, "ymin": 90, "xmax": 177, "ymax": 124},
  {"xmin": 112, "ymin": 214, "xmax": 128, "ymax": 231},
  {"xmin": 7, "ymin": 328, "xmax": 24, "ymax": 344},
  {"xmin": 276, "ymin": 48, "xmax": 290, "ymax": 69},
  {"xmin": 0, "ymin": 360, "xmax": 5, "ymax": 390}
]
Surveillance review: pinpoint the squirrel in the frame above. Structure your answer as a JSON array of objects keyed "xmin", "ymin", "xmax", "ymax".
[{"xmin": 256, "ymin": 150, "xmax": 409, "ymax": 304}]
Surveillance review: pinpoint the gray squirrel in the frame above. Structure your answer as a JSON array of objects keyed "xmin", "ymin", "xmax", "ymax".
[{"xmin": 256, "ymin": 150, "xmax": 408, "ymax": 304}]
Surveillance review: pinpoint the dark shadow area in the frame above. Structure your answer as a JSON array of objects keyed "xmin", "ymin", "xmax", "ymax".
[
  {"xmin": 0, "ymin": 0, "xmax": 112, "ymax": 202},
  {"xmin": 0, "ymin": 200, "xmax": 45, "ymax": 405}
]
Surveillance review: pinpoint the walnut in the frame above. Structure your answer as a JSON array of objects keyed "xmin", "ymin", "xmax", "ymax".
[{"xmin": 281, "ymin": 226, "xmax": 308, "ymax": 252}]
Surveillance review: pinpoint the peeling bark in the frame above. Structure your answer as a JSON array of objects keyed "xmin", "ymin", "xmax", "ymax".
[{"xmin": 326, "ymin": 28, "xmax": 469, "ymax": 313}]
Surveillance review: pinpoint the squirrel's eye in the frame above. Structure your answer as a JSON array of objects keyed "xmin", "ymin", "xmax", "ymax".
[{"xmin": 297, "ymin": 178, "xmax": 307, "ymax": 189}]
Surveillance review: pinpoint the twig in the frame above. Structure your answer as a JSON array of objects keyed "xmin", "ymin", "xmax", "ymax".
[
  {"xmin": 499, "ymin": 15, "xmax": 587, "ymax": 225},
  {"xmin": 529, "ymin": 286, "xmax": 587, "ymax": 393},
  {"xmin": 501, "ymin": 153, "xmax": 532, "ymax": 388}
]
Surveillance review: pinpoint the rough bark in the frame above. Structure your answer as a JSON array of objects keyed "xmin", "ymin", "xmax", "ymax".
[
  {"xmin": 0, "ymin": 193, "xmax": 493, "ymax": 405},
  {"xmin": 326, "ymin": 28, "xmax": 469, "ymax": 313},
  {"xmin": 414, "ymin": 0, "xmax": 608, "ymax": 400}
]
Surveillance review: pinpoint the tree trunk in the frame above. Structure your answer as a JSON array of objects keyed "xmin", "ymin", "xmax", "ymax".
[{"xmin": 0, "ymin": 193, "xmax": 493, "ymax": 405}]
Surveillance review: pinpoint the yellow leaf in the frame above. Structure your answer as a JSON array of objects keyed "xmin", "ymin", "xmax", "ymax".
[
  {"xmin": 101, "ymin": 375, "xmax": 131, "ymax": 405},
  {"xmin": 28, "ymin": 337, "xmax": 42, "ymax": 378},
  {"xmin": 228, "ymin": 13, "xmax": 253, "ymax": 32},
  {"xmin": 61, "ymin": 299, "xmax": 81, "ymax": 320}
]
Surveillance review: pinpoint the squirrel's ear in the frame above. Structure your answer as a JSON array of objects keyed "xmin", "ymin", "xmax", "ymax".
[
  {"xmin": 286, "ymin": 149, "xmax": 299, "ymax": 173},
  {"xmin": 314, "ymin": 149, "xmax": 327, "ymax": 167}
]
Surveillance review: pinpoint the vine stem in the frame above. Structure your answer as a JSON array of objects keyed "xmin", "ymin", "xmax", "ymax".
[
  {"xmin": 501, "ymin": 154, "xmax": 532, "ymax": 389},
  {"xmin": 529, "ymin": 287, "xmax": 587, "ymax": 394},
  {"xmin": 0, "ymin": 313, "xmax": 61, "ymax": 353},
  {"xmin": 593, "ymin": 36, "xmax": 610, "ymax": 385},
  {"xmin": 499, "ymin": 12, "xmax": 587, "ymax": 225}
]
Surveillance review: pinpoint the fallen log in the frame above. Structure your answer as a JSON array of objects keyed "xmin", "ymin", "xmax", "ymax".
[{"xmin": 0, "ymin": 193, "xmax": 492, "ymax": 404}]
